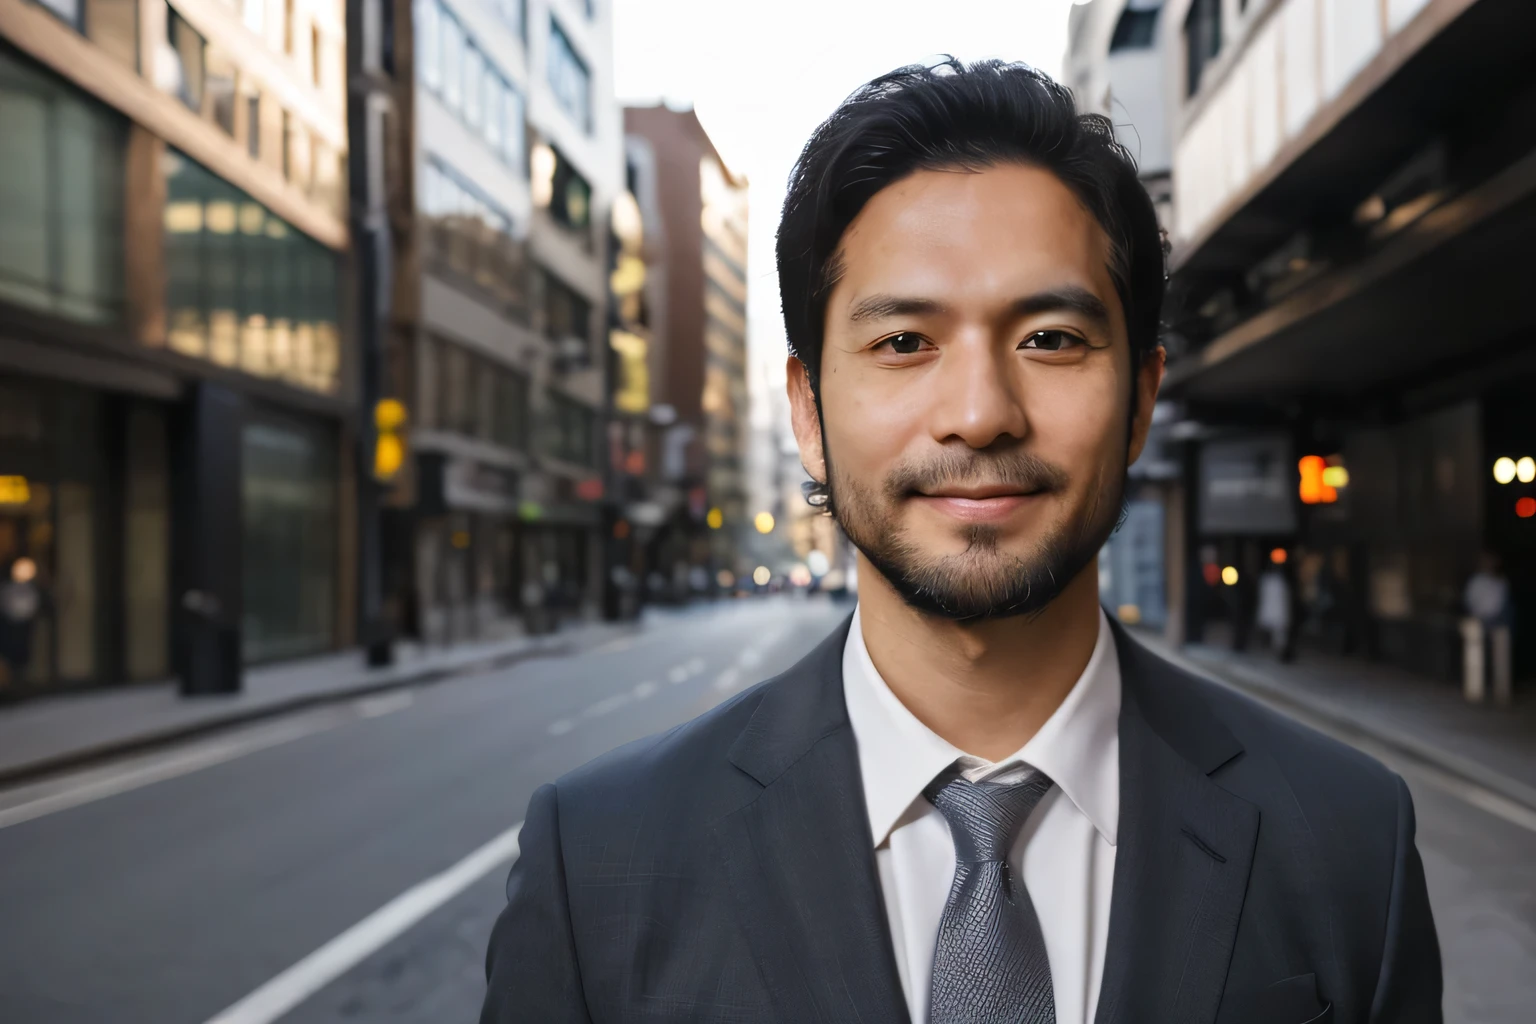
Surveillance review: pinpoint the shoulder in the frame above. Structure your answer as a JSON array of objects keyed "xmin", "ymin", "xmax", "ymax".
[
  {"xmin": 544, "ymin": 677, "xmax": 773, "ymax": 837},
  {"xmin": 1118, "ymin": 630, "xmax": 1404, "ymax": 830}
]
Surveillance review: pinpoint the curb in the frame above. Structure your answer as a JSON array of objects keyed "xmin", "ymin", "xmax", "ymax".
[
  {"xmin": 1138, "ymin": 632, "xmax": 1536, "ymax": 814},
  {"xmin": 0, "ymin": 628, "xmax": 624, "ymax": 790}
]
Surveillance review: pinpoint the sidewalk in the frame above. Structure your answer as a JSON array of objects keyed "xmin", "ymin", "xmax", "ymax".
[
  {"xmin": 1135, "ymin": 629, "xmax": 1536, "ymax": 811},
  {"xmin": 0, "ymin": 618, "xmax": 632, "ymax": 786}
]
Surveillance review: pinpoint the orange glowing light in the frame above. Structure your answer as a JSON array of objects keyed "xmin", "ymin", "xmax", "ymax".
[
  {"xmin": 1517, "ymin": 497, "xmax": 1536, "ymax": 519},
  {"xmin": 1298, "ymin": 455, "xmax": 1338, "ymax": 505},
  {"xmin": 1270, "ymin": 548, "xmax": 1288, "ymax": 565}
]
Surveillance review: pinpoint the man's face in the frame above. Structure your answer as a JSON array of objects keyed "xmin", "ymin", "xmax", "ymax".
[{"xmin": 788, "ymin": 162, "xmax": 1163, "ymax": 621}]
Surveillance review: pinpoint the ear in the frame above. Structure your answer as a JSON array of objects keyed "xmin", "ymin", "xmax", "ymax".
[
  {"xmin": 785, "ymin": 356, "xmax": 827, "ymax": 484},
  {"xmin": 1127, "ymin": 345, "xmax": 1166, "ymax": 466}
]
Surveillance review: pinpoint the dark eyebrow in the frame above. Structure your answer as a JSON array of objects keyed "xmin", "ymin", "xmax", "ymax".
[
  {"xmin": 846, "ymin": 294, "xmax": 949, "ymax": 323},
  {"xmin": 845, "ymin": 287, "xmax": 1113, "ymax": 331},
  {"xmin": 1012, "ymin": 286, "xmax": 1113, "ymax": 331}
]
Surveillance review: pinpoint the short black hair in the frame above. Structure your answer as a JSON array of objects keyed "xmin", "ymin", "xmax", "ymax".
[{"xmin": 776, "ymin": 58, "xmax": 1166, "ymax": 392}]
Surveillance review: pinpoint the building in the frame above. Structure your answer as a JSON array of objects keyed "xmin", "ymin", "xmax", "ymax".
[
  {"xmin": 387, "ymin": 0, "xmax": 621, "ymax": 642},
  {"xmin": 1156, "ymin": 0, "xmax": 1536, "ymax": 682},
  {"xmin": 1064, "ymin": 0, "xmax": 1181, "ymax": 632},
  {"xmin": 1, "ymin": 0, "xmax": 355, "ymax": 695},
  {"xmin": 620, "ymin": 104, "xmax": 749, "ymax": 598}
]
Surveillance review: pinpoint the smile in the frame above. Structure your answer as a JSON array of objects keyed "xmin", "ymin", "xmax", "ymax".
[{"xmin": 910, "ymin": 488, "xmax": 1045, "ymax": 523}]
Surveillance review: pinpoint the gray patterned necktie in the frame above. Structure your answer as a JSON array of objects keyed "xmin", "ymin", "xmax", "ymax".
[{"xmin": 924, "ymin": 766, "xmax": 1057, "ymax": 1024}]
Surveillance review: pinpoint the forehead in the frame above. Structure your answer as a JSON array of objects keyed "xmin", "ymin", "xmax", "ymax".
[{"xmin": 831, "ymin": 163, "xmax": 1119, "ymax": 317}]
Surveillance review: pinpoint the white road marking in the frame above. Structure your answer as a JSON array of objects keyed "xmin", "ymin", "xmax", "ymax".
[
  {"xmin": 0, "ymin": 715, "xmax": 339, "ymax": 831},
  {"xmin": 667, "ymin": 665, "xmax": 689, "ymax": 684},
  {"xmin": 591, "ymin": 635, "xmax": 636, "ymax": 655},
  {"xmin": 584, "ymin": 693, "xmax": 633, "ymax": 717},
  {"xmin": 356, "ymin": 691, "xmax": 414, "ymax": 718},
  {"xmin": 714, "ymin": 668, "xmax": 740, "ymax": 692},
  {"xmin": 632, "ymin": 680, "xmax": 658, "ymax": 699},
  {"xmin": 202, "ymin": 821, "xmax": 524, "ymax": 1024},
  {"xmin": 545, "ymin": 718, "xmax": 575, "ymax": 737}
]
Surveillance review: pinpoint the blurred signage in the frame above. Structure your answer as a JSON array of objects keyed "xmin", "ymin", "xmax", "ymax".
[
  {"xmin": 416, "ymin": 454, "xmax": 519, "ymax": 514},
  {"xmin": 610, "ymin": 330, "xmax": 650, "ymax": 415},
  {"xmin": 1199, "ymin": 435, "xmax": 1297, "ymax": 535},
  {"xmin": 0, "ymin": 476, "xmax": 29, "ymax": 505}
]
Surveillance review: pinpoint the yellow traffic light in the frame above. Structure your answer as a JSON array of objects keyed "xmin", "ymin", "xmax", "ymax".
[{"xmin": 373, "ymin": 399, "xmax": 408, "ymax": 482}]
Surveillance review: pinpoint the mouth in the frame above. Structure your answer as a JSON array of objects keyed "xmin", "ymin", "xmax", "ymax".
[{"xmin": 910, "ymin": 484, "xmax": 1049, "ymax": 523}]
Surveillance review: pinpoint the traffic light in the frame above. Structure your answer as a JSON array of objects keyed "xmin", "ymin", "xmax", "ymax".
[{"xmin": 373, "ymin": 398, "xmax": 407, "ymax": 482}]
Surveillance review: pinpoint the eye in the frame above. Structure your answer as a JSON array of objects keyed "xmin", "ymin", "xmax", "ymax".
[
  {"xmin": 875, "ymin": 331, "xmax": 929, "ymax": 355},
  {"xmin": 1020, "ymin": 330, "xmax": 1086, "ymax": 352}
]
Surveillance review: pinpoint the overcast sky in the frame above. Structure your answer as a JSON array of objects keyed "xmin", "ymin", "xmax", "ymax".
[{"xmin": 611, "ymin": 0, "xmax": 1082, "ymax": 424}]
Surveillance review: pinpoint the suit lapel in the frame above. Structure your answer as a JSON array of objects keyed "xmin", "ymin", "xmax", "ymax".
[
  {"xmin": 1094, "ymin": 625, "xmax": 1260, "ymax": 1024},
  {"xmin": 713, "ymin": 617, "xmax": 910, "ymax": 1024}
]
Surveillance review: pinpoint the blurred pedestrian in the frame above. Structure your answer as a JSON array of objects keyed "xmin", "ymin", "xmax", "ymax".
[
  {"xmin": 0, "ymin": 557, "xmax": 43, "ymax": 687},
  {"xmin": 1465, "ymin": 551, "xmax": 1511, "ymax": 630},
  {"xmin": 1256, "ymin": 562, "xmax": 1292, "ymax": 660}
]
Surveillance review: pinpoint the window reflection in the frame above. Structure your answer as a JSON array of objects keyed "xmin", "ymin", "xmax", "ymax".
[{"xmin": 161, "ymin": 150, "xmax": 342, "ymax": 394}]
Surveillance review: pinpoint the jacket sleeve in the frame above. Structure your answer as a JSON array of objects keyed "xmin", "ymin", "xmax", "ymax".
[
  {"xmin": 481, "ymin": 783, "xmax": 593, "ymax": 1024},
  {"xmin": 1369, "ymin": 774, "xmax": 1443, "ymax": 1023}
]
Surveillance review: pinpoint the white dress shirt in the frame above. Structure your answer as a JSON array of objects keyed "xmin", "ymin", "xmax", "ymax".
[{"xmin": 843, "ymin": 605, "xmax": 1122, "ymax": 1024}]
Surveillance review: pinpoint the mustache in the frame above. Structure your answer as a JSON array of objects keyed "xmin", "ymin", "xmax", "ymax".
[{"xmin": 885, "ymin": 448, "xmax": 1069, "ymax": 498}]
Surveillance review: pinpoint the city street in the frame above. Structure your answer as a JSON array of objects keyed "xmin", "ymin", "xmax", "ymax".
[{"xmin": 0, "ymin": 596, "xmax": 1533, "ymax": 1024}]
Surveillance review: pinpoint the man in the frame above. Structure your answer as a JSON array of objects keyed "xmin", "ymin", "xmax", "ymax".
[{"xmin": 483, "ymin": 61, "xmax": 1441, "ymax": 1024}]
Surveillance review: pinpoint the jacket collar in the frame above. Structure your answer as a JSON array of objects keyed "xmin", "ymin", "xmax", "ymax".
[{"xmin": 717, "ymin": 612, "xmax": 1257, "ymax": 1024}]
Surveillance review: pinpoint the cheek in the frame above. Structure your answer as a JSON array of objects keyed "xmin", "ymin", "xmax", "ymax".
[
  {"xmin": 821, "ymin": 379, "xmax": 923, "ymax": 480},
  {"xmin": 1027, "ymin": 369, "xmax": 1126, "ymax": 466}
]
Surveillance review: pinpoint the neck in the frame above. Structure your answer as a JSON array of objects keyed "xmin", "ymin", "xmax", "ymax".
[{"xmin": 856, "ymin": 553, "xmax": 1103, "ymax": 761}]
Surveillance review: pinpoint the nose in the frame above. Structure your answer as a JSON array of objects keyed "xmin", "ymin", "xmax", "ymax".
[{"xmin": 927, "ymin": 331, "xmax": 1029, "ymax": 450}]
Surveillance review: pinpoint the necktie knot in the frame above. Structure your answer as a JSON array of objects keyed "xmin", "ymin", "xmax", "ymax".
[{"xmin": 924, "ymin": 767, "xmax": 1054, "ymax": 865}]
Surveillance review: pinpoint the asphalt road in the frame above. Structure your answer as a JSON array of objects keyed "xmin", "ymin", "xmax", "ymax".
[{"xmin": 0, "ymin": 595, "xmax": 1533, "ymax": 1023}]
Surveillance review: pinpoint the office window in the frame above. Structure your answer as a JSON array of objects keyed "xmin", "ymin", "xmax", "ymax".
[
  {"xmin": 543, "ymin": 145, "xmax": 590, "ymax": 229},
  {"xmin": 245, "ymin": 87, "xmax": 262, "ymax": 158},
  {"xmin": 162, "ymin": 150, "xmax": 342, "ymax": 394},
  {"xmin": 546, "ymin": 18, "xmax": 590, "ymax": 132},
  {"xmin": 495, "ymin": 0, "xmax": 524, "ymax": 36},
  {"xmin": 542, "ymin": 392, "xmax": 594, "ymax": 466},
  {"xmin": 1184, "ymin": 0, "xmax": 1222, "ymax": 97},
  {"xmin": 464, "ymin": 44, "xmax": 484, "ymax": 128},
  {"xmin": 0, "ymin": 48, "xmax": 126, "ymax": 325},
  {"xmin": 484, "ymin": 73, "xmax": 503, "ymax": 152},
  {"xmin": 165, "ymin": 11, "xmax": 207, "ymax": 112},
  {"xmin": 1109, "ymin": 3, "xmax": 1160, "ymax": 52},
  {"xmin": 542, "ymin": 271, "xmax": 589, "ymax": 344},
  {"xmin": 442, "ymin": 13, "xmax": 464, "ymax": 110},
  {"xmin": 206, "ymin": 48, "xmax": 238, "ymax": 137},
  {"xmin": 494, "ymin": 369, "xmax": 529, "ymax": 450},
  {"xmin": 416, "ymin": 0, "xmax": 441, "ymax": 87},
  {"xmin": 501, "ymin": 79, "xmax": 525, "ymax": 170},
  {"xmin": 37, "ymin": 0, "xmax": 80, "ymax": 27}
]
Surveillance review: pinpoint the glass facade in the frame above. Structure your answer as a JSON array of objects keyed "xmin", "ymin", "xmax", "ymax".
[
  {"xmin": 0, "ymin": 48, "xmax": 126, "ymax": 325},
  {"xmin": 546, "ymin": 18, "xmax": 590, "ymax": 132},
  {"xmin": 542, "ymin": 392, "xmax": 595, "ymax": 467},
  {"xmin": 415, "ymin": 0, "xmax": 526, "ymax": 171},
  {"xmin": 162, "ymin": 150, "xmax": 342, "ymax": 394},
  {"xmin": 241, "ymin": 417, "xmax": 337, "ymax": 663},
  {"xmin": 421, "ymin": 158, "xmax": 528, "ymax": 310}
]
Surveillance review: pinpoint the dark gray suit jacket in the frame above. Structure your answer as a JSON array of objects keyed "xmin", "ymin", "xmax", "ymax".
[{"xmin": 482, "ymin": 618, "xmax": 1442, "ymax": 1024}]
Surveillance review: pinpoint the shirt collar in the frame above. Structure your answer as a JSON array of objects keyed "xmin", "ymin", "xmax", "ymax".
[{"xmin": 843, "ymin": 604, "xmax": 1122, "ymax": 849}]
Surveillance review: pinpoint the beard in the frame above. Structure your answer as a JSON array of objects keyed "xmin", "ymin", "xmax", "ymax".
[{"xmin": 830, "ymin": 445, "xmax": 1126, "ymax": 623}]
